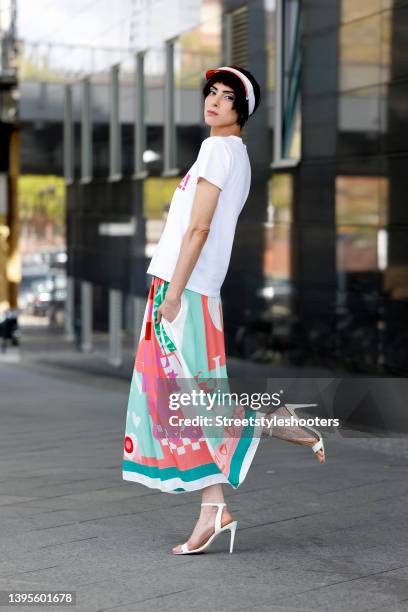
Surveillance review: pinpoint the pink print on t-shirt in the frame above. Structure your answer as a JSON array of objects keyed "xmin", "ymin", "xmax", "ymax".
[{"xmin": 177, "ymin": 173, "xmax": 191, "ymax": 191}]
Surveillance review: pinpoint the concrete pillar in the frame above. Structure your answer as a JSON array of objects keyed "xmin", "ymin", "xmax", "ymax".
[
  {"xmin": 81, "ymin": 77, "xmax": 92, "ymax": 183},
  {"xmin": 63, "ymin": 84, "xmax": 74, "ymax": 184},
  {"xmin": 109, "ymin": 289, "xmax": 122, "ymax": 366},
  {"xmin": 162, "ymin": 38, "xmax": 179, "ymax": 176},
  {"xmin": 64, "ymin": 276, "xmax": 75, "ymax": 342},
  {"xmin": 80, "ymin": 281, "xmax": 93, "ymax": 352},
  {"xmin": 109, "ymin": 64, "xmax": 122, "ymax": 181},
  {"xmin": 134, "ymin": 52, "xmax": 147, "ymax": 179}
]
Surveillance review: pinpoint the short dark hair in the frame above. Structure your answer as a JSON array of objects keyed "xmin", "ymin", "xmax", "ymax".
[{"xmin": 202, "ymin": 65, "xmax": 261, "ymax": 128}]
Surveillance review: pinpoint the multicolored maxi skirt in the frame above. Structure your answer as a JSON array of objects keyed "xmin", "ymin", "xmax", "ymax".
[{"xmin": 122, "ymin": 275, "xmax": 262, "ymax": 494}]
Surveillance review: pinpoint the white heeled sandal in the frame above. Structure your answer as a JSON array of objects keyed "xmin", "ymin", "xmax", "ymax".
[
  {"xmin": 173, "ymin": 502, "xmax": 238, "ymax": 555},
  {"xmin": 284, "ymin": 404, "xmax": 325, "ymax": 460},
  {"xmin": 265, "ymin": 403, "xmax": 325, "ymax": 462}
]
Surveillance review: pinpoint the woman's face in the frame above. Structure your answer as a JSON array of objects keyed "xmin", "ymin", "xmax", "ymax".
[{"xmin": 204, "ymin": 80, "xmax": 239, "ymax": 128}]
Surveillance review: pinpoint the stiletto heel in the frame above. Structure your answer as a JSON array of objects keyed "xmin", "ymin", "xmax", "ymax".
[
  {"xmin": 229, "ymin": 520, "xmax": 238, "ymax": 553},
  {"xmin": 173, "ymin": 502, "xmax": 238, "ymax": 555}
]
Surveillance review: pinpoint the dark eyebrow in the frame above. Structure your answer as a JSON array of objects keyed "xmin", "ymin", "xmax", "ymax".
[{"xmin": 210, "ymin": 85, "xmax": 235, "ymax": 95}]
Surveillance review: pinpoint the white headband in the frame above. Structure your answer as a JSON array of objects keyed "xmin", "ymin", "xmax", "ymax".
[{"xmin": 206, "ymin": 66, "xmax": 256, "ymax": 116}]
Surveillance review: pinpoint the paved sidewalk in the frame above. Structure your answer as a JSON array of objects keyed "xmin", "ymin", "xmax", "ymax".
[
  {"xmin": 16, "ymin": 323, "xmax": 337, "ymax": 383},
  {"xmin": 1, "ymin": 326, "xmax": 408, "ymax": 611}
]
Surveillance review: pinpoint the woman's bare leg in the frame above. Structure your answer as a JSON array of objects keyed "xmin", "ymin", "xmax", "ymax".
[
  {"xmin": 227, "ymin": 404, "xmax": 325, "ymax": 463},
  {"xmin": 266, "ymin": 406, "xmax": 325, "ymax": 463},
  {"xmin": 172, "ymin": 484, "xmax": 233, "ymax": 553}
]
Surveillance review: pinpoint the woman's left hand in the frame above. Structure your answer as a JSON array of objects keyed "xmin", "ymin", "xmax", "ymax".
[{"xmin": 156, "ymin": 297, "xmax": 181, "ymax": 324}]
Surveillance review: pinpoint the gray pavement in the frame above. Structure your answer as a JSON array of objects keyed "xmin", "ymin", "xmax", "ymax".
[{"xmin": 1, "ymin": 326, "xmax": 408, "ymax": 611}]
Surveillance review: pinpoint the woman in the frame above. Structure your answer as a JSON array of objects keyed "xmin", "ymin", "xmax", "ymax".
[{"xmin": 122, "ymin": 65, "xmax": 325, "ymax": 555}]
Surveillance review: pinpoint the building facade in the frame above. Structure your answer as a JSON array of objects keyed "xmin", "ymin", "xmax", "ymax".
[
  {"xmin": 64, "ymin": 0, "xmax": 408, "ymax": 375},
  {"xmin": 0, "ymin": 0, "xmax": 19, "ymax": 312}
]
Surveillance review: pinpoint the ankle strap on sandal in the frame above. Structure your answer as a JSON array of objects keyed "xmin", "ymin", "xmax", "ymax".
[{"xmin": 201, "ymin": 502, "xmax": 226, "ymax": 531}]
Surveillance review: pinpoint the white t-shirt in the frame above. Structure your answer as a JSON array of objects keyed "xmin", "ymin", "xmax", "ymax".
[{"xmin": 146, "ymin": 135, "xmax": 251, "ymax": 297}]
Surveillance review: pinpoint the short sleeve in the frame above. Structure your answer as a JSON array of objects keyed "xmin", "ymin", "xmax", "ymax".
[{"xmin": 196, "ymin": 137, "xmax": 233, "ymax": 191}]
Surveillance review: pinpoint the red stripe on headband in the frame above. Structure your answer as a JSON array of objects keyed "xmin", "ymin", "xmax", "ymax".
[{"xmin": 206, "ymin": 68, "xmax": 249, "ymax": 100}]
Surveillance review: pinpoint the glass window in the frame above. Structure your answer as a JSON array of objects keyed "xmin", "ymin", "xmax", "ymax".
[
  {"xmin": 264, "ymin": 173, "xmax": 293, "ymax": 281},
  {"xmin": 336, "ymin": 175, "xmax": 389, "ymax": 273},
  {"xmin": 340, "ymin": 0, "xmax": 382, "ymax": 24},
  {"xmin": 269, "ymin": 0, "xmax": 302, "ymax": 166}
]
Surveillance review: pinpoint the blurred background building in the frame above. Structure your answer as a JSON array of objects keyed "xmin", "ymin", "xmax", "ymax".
[
  {"xmin": 0, "ymin": 0, "xmax": 19, "ymax": 313},
  {"xmin": 13, "ymin": 0, "xmax": 408, "ymax": 375}
]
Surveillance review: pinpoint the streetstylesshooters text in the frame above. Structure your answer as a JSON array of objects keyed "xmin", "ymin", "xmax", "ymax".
[{"xmin": 166, "ymin": 390, "xmax": 340, "ymax": 429}]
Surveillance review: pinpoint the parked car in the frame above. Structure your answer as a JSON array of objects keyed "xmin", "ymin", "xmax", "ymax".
[{"xmin": 32, "ymin": 274, "xmax": 66, "ymax": 318}]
